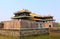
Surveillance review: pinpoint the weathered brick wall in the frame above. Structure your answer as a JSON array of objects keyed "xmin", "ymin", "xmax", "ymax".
[
  {"xmin": 2, "ymin": 19, "xmax": 53, "ymax": 29},
  {"xmin": 20, "ymin": 28, "xmax": 49, "ymax": 37},
  {"xmin": 50, "ymin": 27, "xmax": 60, "ymax": 33},
  {"xmin": 2, "ymin": 20, "xmax": 21, "ymax": 29},
  {"xmin": 21, "ymin": 20, "xmax": 37, "ymax": 28},
  {"xmin": 44, "ymin": 22, "xmax": 53, "ymax": 28},
  {"xmin": 20, "ymin": 19, "xmax": 45, "ymax": 28},
  {"xmin": 20, "ymin": 19, "xmax": 53, "ymax": 28},
  {"xmin": 0, "ymin": 19, "xmax": 53, "ymax": 37},
  {"xmin": 0, "ymin": 28, "xmax": 49, "ymax": 37},
  {"xmin": 0, "ymin": 29, "xmax": 20, "ymax": 37}
]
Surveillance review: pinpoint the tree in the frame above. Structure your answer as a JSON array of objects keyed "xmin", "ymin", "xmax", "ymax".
[{"xmin": 58, "ymin": 22, "xmax": 60, "ymax": 26}]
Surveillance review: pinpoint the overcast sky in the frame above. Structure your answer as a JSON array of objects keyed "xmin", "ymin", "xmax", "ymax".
[{"xmin": 0, "ymin": 0, "xmax": 60, "ymax": 22}]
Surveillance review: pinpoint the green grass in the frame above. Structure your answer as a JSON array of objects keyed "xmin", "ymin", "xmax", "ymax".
[
  {"xmin": 50, "ymin": 33, "xmax": 60, "ymax": 39},
  {"xmin": 0, "ymin": 35, "xmax": 19, "ymax": 39},
  {"xmin": 50, "ymin": 36, "xmax": 60, "ymax": 39},
  {"xmin": 21, "ymin": 35, "xmax": 49, "ymax": 39},
  {"xmin": 0, "ymin": 35, "xmax": 49, "ymax": 39},
  {"xmin": 21, "ymin": 33, "xmax": 60, "ymax": 39},
  {"xmin": 0, "ymin": 33, "xmax": 60, "ymax": 39}
]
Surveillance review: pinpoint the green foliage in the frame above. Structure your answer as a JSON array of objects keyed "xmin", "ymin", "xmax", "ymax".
[{"xmin": 58, "ymin": 22, "xmax": 60, "ymax": 26}]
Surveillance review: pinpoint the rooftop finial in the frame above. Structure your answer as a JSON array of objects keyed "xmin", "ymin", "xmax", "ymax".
[
  {"xmin": 20, "ymin": 9, "xmax": 30, "ymax": 12},
  {"xmin": 47, "ymin": 14, "xmax": 51, "ymax": 16}
]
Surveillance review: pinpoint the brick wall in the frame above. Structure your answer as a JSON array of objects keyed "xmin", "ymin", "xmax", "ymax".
[
  {"xmin": 20, "ymin": 19, "xmax": 47, "ymax": 28},
  {"xmin": 0, "ymin": 28, "xmax": 49, "ymax": 37},
  {"xmin": 2, "ymin": 20, "xmax": 21, "ymax": 29},
  {"xmin": 20, "ymin": 20, "xmax": 37, "ymax": 28},
  {"xmin": 0, "ymin": 29, "xmax": 20, "ymax": 37},
  {"xmin": 20, "ymin": 28, "xmax": 49, "ymax": 37},
  {"xmin": 1, "ymin": 19, "xmax": 54, "ymax": 29},
  {"xmin": 44, "ymin": 22, "xmax": 53, "ymax": 28}
]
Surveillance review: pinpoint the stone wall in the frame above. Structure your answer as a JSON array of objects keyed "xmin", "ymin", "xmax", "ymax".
[
  {"xmin": 20, "ymin": 28, "xmax": 49, "ymax": 37},
  {"xmin": 0, "ymin": 29, "xmax": 20, "ymax": 37},
  {"xmin": 50, "ymin": 27, "xmax": 60, "ymax": 33},
  {"xmin": 0, "ymin": 28, "xmax": 49, "ymax": 37},
  {"xmin": 2, "ymin": 20, "xmax": 21, "ymax": 29}
]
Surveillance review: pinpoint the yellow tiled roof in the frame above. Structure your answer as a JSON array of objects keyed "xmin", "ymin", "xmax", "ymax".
[{"xmin": 15, "ymin": 9, "xmax": 31, "ymax": 13}]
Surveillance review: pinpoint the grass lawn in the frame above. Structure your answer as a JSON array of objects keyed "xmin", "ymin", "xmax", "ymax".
[
  {"xmin": 50, "ymin": 33, "xmax": 60, "ymax": 39},
  {"xmin": 0, "ymin": 35, "xmax": 19, "ymax": 39},
  {"xmin": 0, "ymin": 33, "xmax": 60, "ymax": 39},
  {"xmin": 21, "ymin": 35, "xmax": 49, "ymax": 39},
  {"xmin": 21, "ymin": 33, "xmax": 60, "ymax": 39}
]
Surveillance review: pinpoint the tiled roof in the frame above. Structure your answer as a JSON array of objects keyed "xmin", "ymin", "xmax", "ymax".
[{"xmin": 14, "ymin": 9, "xmax": 31, "ymax": 14}]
